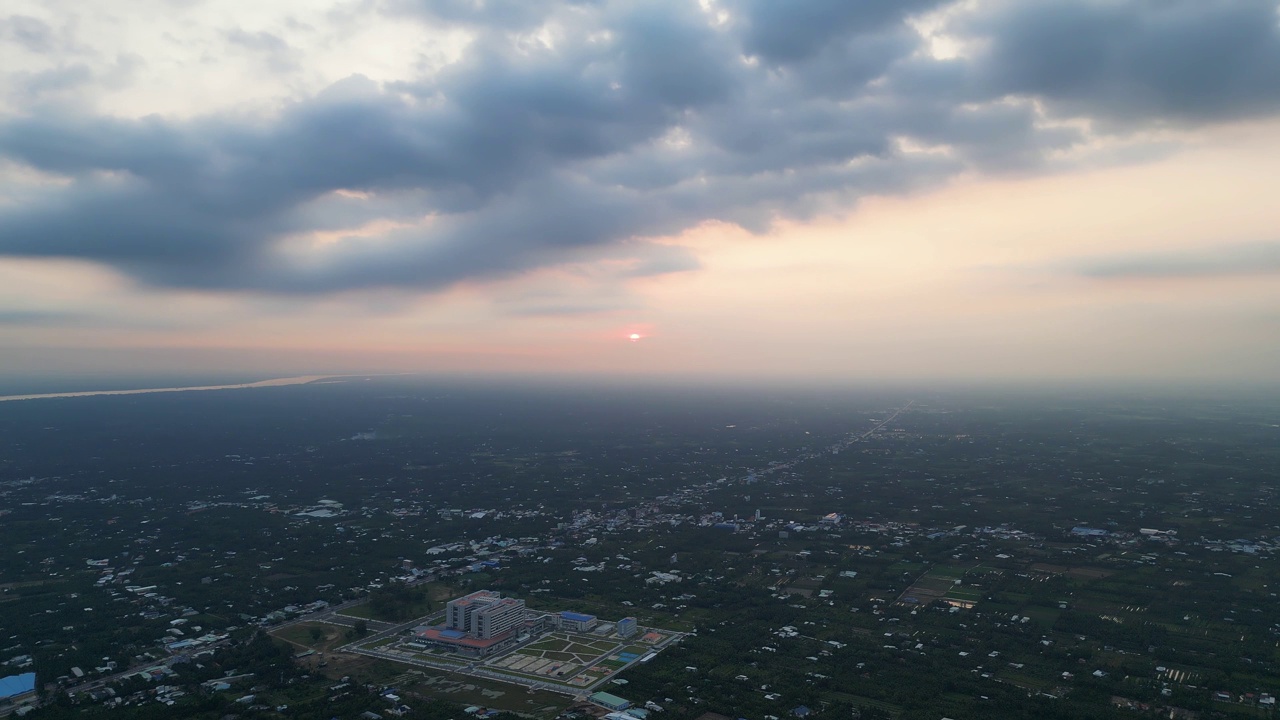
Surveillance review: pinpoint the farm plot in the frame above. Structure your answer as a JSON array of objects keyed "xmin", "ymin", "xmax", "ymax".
[{"xmin": 898, "ymin": 566, "xmax": 983, "ymax": 609}]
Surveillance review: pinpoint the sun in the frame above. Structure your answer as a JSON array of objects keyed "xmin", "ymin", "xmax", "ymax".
[{"xmin": 629, "ymin": 333, "xmax": 642, "ymax": 342}]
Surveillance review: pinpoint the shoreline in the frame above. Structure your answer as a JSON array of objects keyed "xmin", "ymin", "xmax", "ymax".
[{"xmin": 0, "ymin": 375, "xmax": 346, "ymax": 403}]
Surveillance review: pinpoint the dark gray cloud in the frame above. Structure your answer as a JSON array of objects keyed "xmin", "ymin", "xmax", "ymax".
[
  {"xmin": 1072, "ymin": 242, "xmax": 1280, "ymax": 279},
  {"xmin": 961, "ymin": 0, "xmax": 1280, "ymax": 125},
  {"xmin": 730, "ymin": 0, "xmax": 949, "ymax": 64},
  {"xmin": 1, "ymin": 0, "xmax": 1278, "ymax": 295}
]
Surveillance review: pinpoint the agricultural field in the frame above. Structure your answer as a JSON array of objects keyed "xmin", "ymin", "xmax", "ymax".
[{"xmin": 897, "ymin": 565, "xmax": 982, "ymax": 608}]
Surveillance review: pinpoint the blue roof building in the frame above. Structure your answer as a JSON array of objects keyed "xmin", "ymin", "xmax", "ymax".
[
  {"xmin": 0, "ymin": 673, "xmax": 36, "ymax": 701},
  {"xmin": 559, "ymin": 611, "xmax": 598, "ymax": 632}
]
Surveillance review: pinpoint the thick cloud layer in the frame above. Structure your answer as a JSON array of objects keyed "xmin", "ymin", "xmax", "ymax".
[
  {"xmin": 966, "ymin": 0, "xmax": 1280, "ymax": 124},
  {"xmin": 1, "ymin": 0, "xmax": 1278, "ymax": 293}
]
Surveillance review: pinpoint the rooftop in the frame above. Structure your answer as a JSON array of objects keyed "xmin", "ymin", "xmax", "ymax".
[
  {"xmin": 589, "ymin": 691, "xmax": 631, "ymax": 707},
  {"xmin": 0, "ymin": 673, "xmax": 36, "ymax": 700}
]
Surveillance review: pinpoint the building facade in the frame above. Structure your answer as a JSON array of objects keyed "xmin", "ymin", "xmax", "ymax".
[
  {"xmin": 473, "ymin": 597, "xmax": 526, "ymax": 639},
  {"xmin": 446, "ymin": 590, "xmax": 527, "ymax": 639}
]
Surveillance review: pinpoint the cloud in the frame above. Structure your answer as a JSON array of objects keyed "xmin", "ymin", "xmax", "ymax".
[
  {"xmin": 3, "ymin": 53, "xmax": 144, "ymax": 108},
  {"xmin": 224, "ymin": 28, "xmax": 299, "ymax": 73},
  {"xmin": 0, "ymin": 308, "xmax": 86, "ymax": 326},
  {"xmin": 1071, "ymin": 241, "xmax": 1280, "ymax": 279},
  {"xmin": 496, "ymin": 288, "xmax": 642, "ymax": 317},
  {"xmin": 0, "ymin": 15, "xmax": 56, "ymax": 54},
  {"xmin": 0, "ymin": 307, "xmax": 191, "ymax": 330},
  {"xmin": 731, "ymin": 0, "xmax": 950, "ymax": 64},
  {"xmin": 9, "ymin": 63, "xmax": 93, "ymax": 101},
  {"xmin": 387, "ymin": 0, "xmax": 557, "ymax": 29},
  {"xmin": 0, "ymin": 0, "xmax": 1278, "ymax": 296},
  {"xmin": 960, "ymin": 0, "xmax": 1280, "ymax": 126}
]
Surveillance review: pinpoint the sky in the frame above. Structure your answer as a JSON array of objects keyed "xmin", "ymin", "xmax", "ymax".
[{"xmin": 1, "ymin": 0, "xmax": 1278, "ymax": 383}]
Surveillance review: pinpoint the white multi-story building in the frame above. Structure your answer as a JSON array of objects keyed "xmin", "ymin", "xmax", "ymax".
[
  {"xmin": 446, "ymin": 590, "xmax": 527, "ymax": 639},
  {"xmin": 474, "ymin": 598, "xmax": 526, "ymax": 639}
]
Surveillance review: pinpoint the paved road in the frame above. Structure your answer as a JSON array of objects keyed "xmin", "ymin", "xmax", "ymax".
[{"xmin": 861, "ymin": 400, "xmax": 914, "ymax": 439}]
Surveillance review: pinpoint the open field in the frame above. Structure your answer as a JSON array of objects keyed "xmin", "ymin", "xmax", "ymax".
[
  {"xmin": 898, "ymin": 565, "xmax": 981, "ymax": 608},
  {"xmin": 405, "ymin": 669, "xmax": 570, "ymax": 717},
  {"xmin": 271, "ymin": 621, "xmax": 352, "ymax": 653}
]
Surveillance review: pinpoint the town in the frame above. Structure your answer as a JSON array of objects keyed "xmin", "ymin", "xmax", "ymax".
[{"xmin": 2, "ymin": 380, "xmax": 1279, "ymax": 720}]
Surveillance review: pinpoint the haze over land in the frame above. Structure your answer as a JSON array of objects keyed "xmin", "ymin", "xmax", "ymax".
[
  {"xmin": 1, "ymin": 0, "xmax": 1279, "ymax": 383},
  {"xmin": 2, "ymin": 377, "xmax": 1279, "ymax": 719},
  {"xmin": 5, "ymin": 6, "xmax": 1280, "ymax": 718}
]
